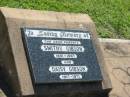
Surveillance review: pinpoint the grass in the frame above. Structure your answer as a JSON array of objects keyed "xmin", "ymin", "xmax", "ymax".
[{"xmin": 0, "ymin": 0, "xmax": 130, "ymax": 39}]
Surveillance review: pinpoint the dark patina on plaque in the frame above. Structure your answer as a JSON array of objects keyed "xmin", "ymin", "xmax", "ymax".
[{"xmin": 21, "ymin": 28, "xmax": 102, "ymax": 84}]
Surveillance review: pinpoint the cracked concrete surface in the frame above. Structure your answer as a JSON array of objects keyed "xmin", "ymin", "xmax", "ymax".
[{"xmin": 100, "ymin": 38, "xmax": 130, "ymax": 97}]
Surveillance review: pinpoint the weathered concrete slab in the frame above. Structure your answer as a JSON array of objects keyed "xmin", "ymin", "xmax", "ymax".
[
  {"xmin": 0, "ymin": 7, "xmax": 129, "ymax": 97},
  {"xmin": 0, "ymin": 7, "xmax": 111, "ymax": 97},
  {"xmin": 100, "ymin": 38, "xmax": 130, "ymax": 97}
]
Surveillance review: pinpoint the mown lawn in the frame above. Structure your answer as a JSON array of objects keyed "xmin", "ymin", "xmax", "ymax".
[{"xmin": 0, "ymin": 0, "xmax": 130, "ymax": 39}]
